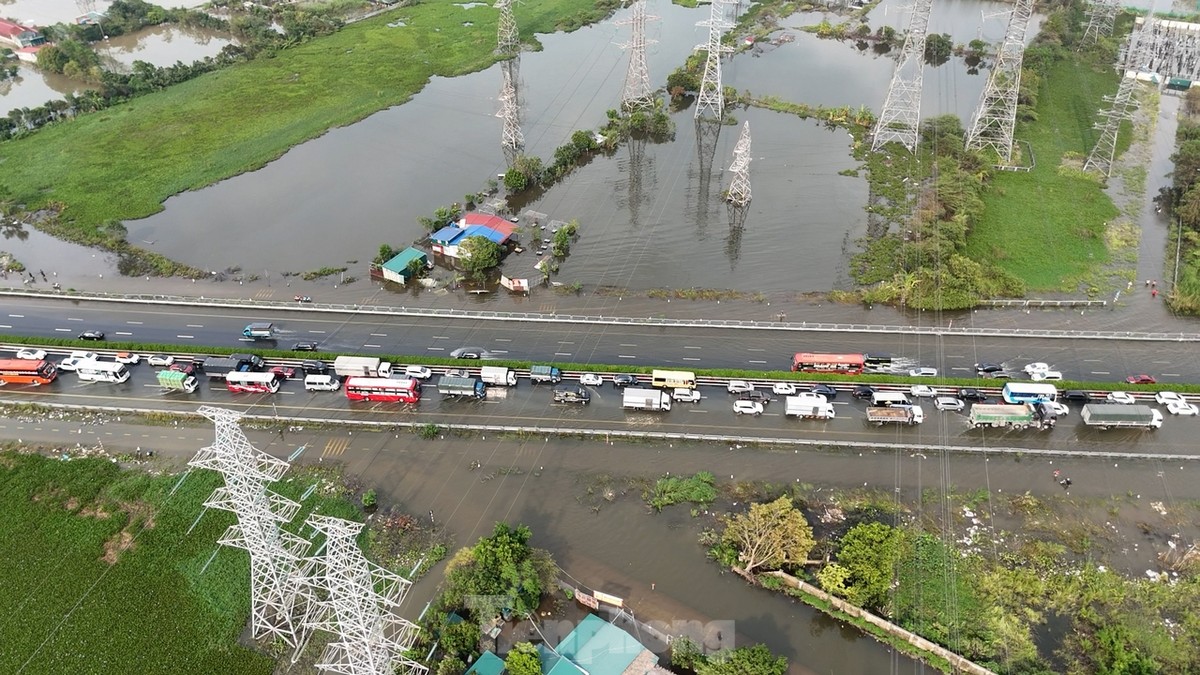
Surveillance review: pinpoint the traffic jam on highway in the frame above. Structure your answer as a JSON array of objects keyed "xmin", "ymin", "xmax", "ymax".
[{"xmin": 0, "ymin": 339, "xmax": 1192, "ymax": 432}]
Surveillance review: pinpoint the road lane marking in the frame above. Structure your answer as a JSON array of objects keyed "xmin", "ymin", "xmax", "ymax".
[
  {"xmin": 427, "ymin": 347, "xmax": 445, "ymax": 351},
  {"xmin": 495, "ymin": 338, "xmax": 512, "ymax": 342},
  {"xmin": 177, "ymin": 335, "xmax": 194, "ymax": 339},
  {"xmin": 491, "ymin": 350, "xmax": 508, "ymax": 354},
  {"xmin": 309, "ymin": 330, "xmax": 326, "ymax": 334},
  {"xmin": 558, "ymin": 341, "xmax": 574, "ymax": 345},
  {"xmin": 432, "ymin": 336, "xmax": 449, "ymax": 339},
  {"xmin": 684, "ymin": 346, "xmax": 702, "ymax": 350},
  {"xmin": 126, "ymin": 321, "xmax": 143, "ymax": 325},
  {"xmin": 620, "ymin": 343, "xmax": 637, "ymax": 347},
  {"xmin": 1092, "ymin": 371, "xmax": 1110, "ymax": 375},
  {"xmin": 618, "ymin": 355, "xmax": 636, "ymax": 359},
  {"xmin": 688, "ymin": 409, "xmax": 708, "ymax": 413},
  {"xmin": 54, "ymin": 328, "xmax": 70, "ymax": 332},
  {"xmin": 370, "ymin": 333, "xmax": 388, "ymax": 337},
  {"xmin": 748, "ymin": 360, "xmax": 767, "ymax": 364},
  {"xmin": 683, "ymin": 357, "xmax": 701, "ymax": 361},
  {"xmin": 115, "ymin": 332, "xmax": 132, "ymax": 336},
  {"xmin": 363, "ymin": 344, "xmax": 381, "ymax": 348},
  {"xmin": 187, "ymin": 324, "xmax": 204, "ymax": 328},
  {"xmin": 67, "ymin": 317, "xmax": 83, "ymax": 321},
  {"xmin": 8, "ymin": 314, "xmax": 23, "ymax": 318},
  {"xmin": 555, "ymin": 352, "xmax": 572, "ymax": 356},
  {"xmin": 1083, "ymin": 359, "xmax": 1102, "ymax": 362},
  {"xmin": 0, "ymin": 325, "xmax": 11, "ymax": 329},
  {"xmin": 950, "ymin": 367, "xmax": 969, "ymax": 371},
  {"xmin": 1163, "ymin": 373, "xmax": 1181, "ymax": 377}
]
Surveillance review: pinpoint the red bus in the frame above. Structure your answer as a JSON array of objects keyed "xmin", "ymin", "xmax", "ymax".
[
  {"xmin": 791, "ymin": 352, "xmax": 865, "ymax": 375},
  {"xmin": 345, "ymin": 377, "xmax": 421, "ymax": 403},
  {"xmin": 0, "ymin": 359, "xmax": 58, "ymax": 385}
]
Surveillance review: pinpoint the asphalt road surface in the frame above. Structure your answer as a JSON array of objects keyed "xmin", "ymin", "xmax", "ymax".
[{"xmin": 3, "ymin": 298, "xmax": 1200, "ymax": 382}]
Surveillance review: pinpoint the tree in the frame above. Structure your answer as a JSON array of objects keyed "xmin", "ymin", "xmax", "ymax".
[
  {"xmin": 832, "ymin": 521, "xmax": 903, "ymax": 612},
  {"xmin": 457, "ymin": 235, "xmax": 502, "ymax": 281},
  {"xmin": 924, "ymin": 33, "xmax": 953, "ymax": 65},
  {"xmin": 443, "ymin": 523, "xmax": 557, "ymax": 618},
  {"xmin": 696, "ymin": 644, "xmax": 787, "ymax": 675},
  {"xmin": 719, "ymin": 496, "xmax": 815, "ymax": 576},
  {"xmin": 440, "ymin": 620, "xmax": 480, "ymax": 661},
  {"xmin": 435, "ymin": 657, "xmax": 466, "ymax": 675},
  {"xmin": 505, "ymin": 642, "xmax": 542, "ymax": 675},
  {"xmin": 551, "ymin": 228, "xmax": 570, "ymax": 258}
]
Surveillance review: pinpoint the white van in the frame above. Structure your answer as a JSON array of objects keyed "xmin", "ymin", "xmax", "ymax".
[
  {"xmin": 304, "ymin": 374, "xmax": 341, "ymax": 392},
  {"xmin": 1030, "ymin": 370, "xmax": 1063, "ymax": 382},
  {"xmin": 672, "ymin": 388, "xmax": 701, "ymax": 403},
  {"xmin": 871, "ymin": 391, "xmax": 911, "ymax": 407}
]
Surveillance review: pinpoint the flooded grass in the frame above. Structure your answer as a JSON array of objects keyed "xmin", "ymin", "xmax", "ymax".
[
  {"xmin": 0, "ymin": 0, "xmax": 603, "ymax": 238},
  {"xmin": 966, "ymin": 54, "xmax": 1121, "ymax": 292}
]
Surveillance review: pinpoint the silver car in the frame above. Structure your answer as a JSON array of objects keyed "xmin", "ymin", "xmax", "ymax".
[{"xmin": 933, "ymin": 396, "xmax": 964, "ymax": 412}]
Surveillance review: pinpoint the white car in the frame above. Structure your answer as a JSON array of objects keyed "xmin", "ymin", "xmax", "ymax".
[
  {"xmin": 771, "ymin": 383, "xmax": 798, "ymax": 396},
  {"xmin": 58, "ymin": 357, "xmax": 84, "ymax": 372},
  {"xmin": 1155, "ymin": 392, "xmax": 1187, "ymax": 406},
  {"xmin": 1167, "ymin": 401, "xmax": 1199, "ymax": 416},
  {"xmin": 69, "ymin": 350, "xmax": 99, "ymax": 361},
  {"xmin": 672, "ymin": 388, "xmax": 702, "ymax": 403},
  {"xmin": 733, "ymin": 400, "xmax": 764, "ymax": 416},
  {"xmin": 1046, "ymin": 401, "xmax": 1069, "ymax": 416},
  {"xmin": 933, "ymin": 396, "xmax": 964, "ymax": 412},
  {"xmin": 908, "ymin": 367, "xmax": 937, "ymax": 377},
  {"xmin": 403, "ymin": 365, "xmax": 433, "ymax": 380},
  {"xmin": 15, "ymin": 348, "xmax": 47, "ymax": 360},
  {"xmin": 1023, "ymin": 362, "xmax": 1051, "ymax": 375},
  {"xmin": 727, "ymin": 380, "xmax": 755, "ymax": 394},
  {"xmin": 147, "ymin": 354, "xmax": 175, "ymax": 367},
  {"xmin": 1030, "ymin": 370, "xmax": 1062, "ymax": 382},
  {"xmin": 114, "ymin": 352, "xmax": 140, "ymax": 365},
  {"xmin": 579, "ymin": 373, "xmax": 604, "ymax": 387},
  {"xmin": 910, "ymin": 384, "xmax": 938, "ymax": 398},
  {"xmin": 1106, "ymin": 391, "xmax": 1136, "ymax": 405}
]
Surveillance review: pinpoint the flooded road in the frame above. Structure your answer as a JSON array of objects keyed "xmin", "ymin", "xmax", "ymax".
[{"xmin": 126, "ymin": 0, "xmax": 1028, "ymax": 293}]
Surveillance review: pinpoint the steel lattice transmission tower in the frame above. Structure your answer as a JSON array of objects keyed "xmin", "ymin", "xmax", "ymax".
[
  {"xmin": 617, "ymin": 0, "xmax": 658, "ymax": 112},
  {"xmin": 293, "ymin": 516, "xmax": 427, "ymax": 675},
  {"xmin": 187, "ymin": 406, "xmax": 311, "ymax": 649},
  {"xmin": 1082, "ymin": 0, "xmax": 1120, "ymax": 45},
  {"xmin": 965, "ymin": 0, "xmax": 1034, "ymax": 165},
  {"xmin": 870, "ymin": 0, "xmax": 934, "ymax": 152},
  {"xmin": 694, "ymin": 0, "xmax": 735, "ymax": 120},
  {"xmin": 726, "ymin": 121, "xmax": 752, "ymax": 206},
  {"xmin": 495, "ymin": 0, "xmax": 519, "ymax": 55},
  {"xmin": 1085, "ymin": 21, "xmax": 1153, "ymax": 177},
  {"xmin": 497, "ymin": 58, "xmax": 524, "ymax": 165}
]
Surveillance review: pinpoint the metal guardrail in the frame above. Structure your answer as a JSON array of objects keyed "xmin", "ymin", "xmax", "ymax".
[
  {"xmin": 10, "ymin": 400, "xmax": 1200, "ymax": 462},
  {"xmin": 5, "ymin": 289, "xmax": 1200, "ymax": 342}
]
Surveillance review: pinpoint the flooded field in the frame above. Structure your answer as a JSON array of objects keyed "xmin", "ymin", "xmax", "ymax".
[
  {"xmin": 0, "ymin": 62, "xmax": 79, "ymax": 114},
  {"xmin": 99, "ymin": 24, "xmax": 236, "ymax": 72}
]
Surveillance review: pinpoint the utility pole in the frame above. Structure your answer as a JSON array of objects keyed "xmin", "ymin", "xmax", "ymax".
[
  {"xmin": 617, "ymin": 0, "xmax": 657, "ymax": 113},
  {"xmin": 965, "ymin": 0, "xmax": 1035, "ymax": 166},
  {"xmin": 871, "ymin": 0, "xmax": 934, "ymax": 152},
  {"xmin": 694, "ymin": 0, "xmax": 736, "ymax": 120}
]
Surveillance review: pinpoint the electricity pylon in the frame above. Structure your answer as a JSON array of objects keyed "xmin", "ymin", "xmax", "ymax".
[
  {"xmin": 726, "ymin": 121, "xmax": 752, "ymax": 206},
  {"xmin": 187, "ymin": 407, "xmax": 310, "ymax": 649},
  {"xmin": 1082, "ymin": 0, "xmax": 1119, "ymax": 45},
  {"xmin": 495, "ymin": 0, "xmax": 519, "ymax": 55},
  {"xmin": 294, "ymin": 516, "xmax": 427, "ymax": 675},
  {"xmin": 694, "ymin": 0, "xmax": 736, "ymax": 120},
  {"xmin": 965, "ymin": 0, "xmax": 1035, "ymax": 165},
  {"xmin": 617, "ymin": 0, "xmax": 658, "ymax": 112},
  {"xmin": 1085, "ymin": 20, "xmax": 1153, "ymax": 177},
  {"xmin": 871, "ymin": 0, "xmax": 934, "ymax": 152},
  {"xmin": 497, "ymin": 58, "xmax": 523, "ymax": 165}
]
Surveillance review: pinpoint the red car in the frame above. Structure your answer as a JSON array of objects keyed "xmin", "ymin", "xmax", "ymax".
[
  {"xmin": 1125, "ymin": 374, "xmax": 1157, "ymax": 385},
  {"xmin": 270, "ymin": 366, "xmax": 298, "ymax": 380}
]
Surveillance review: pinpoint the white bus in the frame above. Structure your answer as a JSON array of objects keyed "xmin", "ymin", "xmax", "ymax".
[
  {"xmin": 75, "ymin": 360, "xmax": 131, "ymax": 384},
  {"xmin": 651, "ymin": 370, "xmax": 696, "ymax": 389},
  {"xmin": 1002, "ymin": 382, "xmax": 1058, "ymax": 404},
  {"xmin": 225, "ymin": 371, "xmax": 282, "ymax": 394}
]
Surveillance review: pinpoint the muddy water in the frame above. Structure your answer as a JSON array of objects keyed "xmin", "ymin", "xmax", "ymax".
[
  {"xmin": 0, "ymin": 62, "xmax": 79, "ymax": 113},
  {"xmin": 98, "ymin": 24, "xmax": 236, "ymax": 72},
  {"xmin": 126, "ymin": 0, "xmax": 1026, "ymax": 293}
]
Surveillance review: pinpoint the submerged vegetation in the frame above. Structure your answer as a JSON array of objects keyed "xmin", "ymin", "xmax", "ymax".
[{"xmin": 1165, "ymin": 87, "xmax": 1200, "ymax": 313}]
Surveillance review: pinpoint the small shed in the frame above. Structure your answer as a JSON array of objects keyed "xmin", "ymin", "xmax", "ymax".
[
  {"xmin": 464, "ymin": 651, "xmax": 506, "ymax": 675},
  {"xmin": 380, "ymin": 247, "xmax": 428, "ymax": 283}
]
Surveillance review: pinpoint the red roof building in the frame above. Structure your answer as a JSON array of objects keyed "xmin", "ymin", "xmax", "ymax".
[{"xmin": 0, "ymin": 20, "xmax": 46, "ymax": 49}]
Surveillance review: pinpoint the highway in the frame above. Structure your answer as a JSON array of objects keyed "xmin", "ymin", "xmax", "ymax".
[
  {"xmin": 3, "ymin": 297, "xmax": 1200, "ymax": 381},
  {"xmin": 7, "ymin": 357, "xmax": 1200, "ymax": 456}
]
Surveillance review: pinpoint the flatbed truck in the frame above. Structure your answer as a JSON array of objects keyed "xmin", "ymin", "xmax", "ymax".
[
  {"xmin": 967, "ymin": 403, "xmax": 1056, "ymax": 430},
  {"xmin": 865, "ymin": 405, "xmax": 923, "ymax": 426}
]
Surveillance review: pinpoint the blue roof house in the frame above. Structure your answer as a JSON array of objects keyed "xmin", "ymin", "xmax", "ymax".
[
  {"xmin": 379, "ymin": 247, "xmax": 428, "ymax": 283},
  {"xmin": 538, "ymin": 614, "xmax": 661, "ymax": 675}
]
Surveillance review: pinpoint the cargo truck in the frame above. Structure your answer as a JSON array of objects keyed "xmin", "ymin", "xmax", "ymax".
[
  {"xmin": 622, "ymin": 387, "xmax": 672, "ymax": 412},
  {"xmin": 967, "ymin": 403, "xmax": 1056, "ymax": 430},
  {"xmin": 528, "ymin": 365, "xmax": 562, "ymax": 384},
  {"xmin": 333, "ymin": 356, "xmax": 392, "ymax": 378},
  {"xmin": 784, "ymin": 397, "xmax": 836, "ymax": 419},
  {"xmin": 480, "ymin": 366, "xmax": 518, "ymax": 386},
  {"xmin": 157, "ymin": 369, "xmax": 198, "ymax": 393},
  {"xmin": 242, "ymin": 322, "xmax": 275, "ymax": 340},
  {"xmin": 1081, "ymin": 404, "xmax": 1163, "ymax": 430},
  {"xmin": 437, "ymin": 376, "xmax": 486, "ymax": 399},
  {"xmin": 865, "ymin": 405, "xmax": 924, "ymax": 426}
]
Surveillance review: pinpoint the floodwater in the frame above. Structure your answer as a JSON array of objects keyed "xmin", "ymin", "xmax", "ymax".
[
  {"xmin": 98, "ymin": 24, "xmax": 236, "ymax": 72},
  {"xmin": 125, "ymin": 0, "xmax": 1030, "ymax": 292},
  {"xmin": 0, "ymin": 62, "xmax": 79, "ymax": 114}
]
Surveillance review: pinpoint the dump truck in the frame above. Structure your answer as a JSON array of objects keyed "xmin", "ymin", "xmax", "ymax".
[
  {"xmin": 967, "ymin": 403, "xmax": 1056, "ymax": 430},
  {"xmin": 480, "ymin": 366, "xmax": 518, "ymax": 386},
  {"xmin": 333, "ymin": 356, "xmax": 392, "ymax": 378},
  {"xmin": 436, "ymin": 376, "xmax": 486, "ymax": 399},
  {"xmin": 242, "ymin": 322, "xmax": 275, "ymax": 340},
  {"xmin": 865, "ymin": 405, "xmax": 923, "ymax": 426},
  {"xmin": 784, "ymin": 397, "xmax": 836, "ymax": 419},
  {"xmin": 1081, "ymin": 404, "xmax": 1163, "ymax": 430},
  {"xmin": 622, "ymin": 387, "xmax": 672, "ymax": 412},
  {"xmin": 156, "ymin": 369, "xmax": 198, "ymax": 393},
  {"xmin": 528, "ymin": 365, "xmax": 562, "ymax": 384}
]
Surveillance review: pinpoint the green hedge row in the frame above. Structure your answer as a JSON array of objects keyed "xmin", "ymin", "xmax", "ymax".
[{"xmin": 7, "ymin": 334, "xmax": 1195, "ymax": 394}]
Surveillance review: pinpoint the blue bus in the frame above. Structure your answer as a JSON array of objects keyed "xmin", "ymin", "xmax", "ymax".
[{"xmin": 1002, "ymin": 383, "xmax": 1058, "ymax": 404}]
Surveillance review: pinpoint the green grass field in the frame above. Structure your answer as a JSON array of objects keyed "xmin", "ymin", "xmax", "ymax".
[
  {"xmin": 965, "ymin": 57, "xmax": 1121, "ymax": 291},
  {"xmin": 0, "ymin": 0, "xmax": 599, "ymax": 236},
  {"xmin": 0, "ymin": 451, "xmax": 359, "ymax": 673}
]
